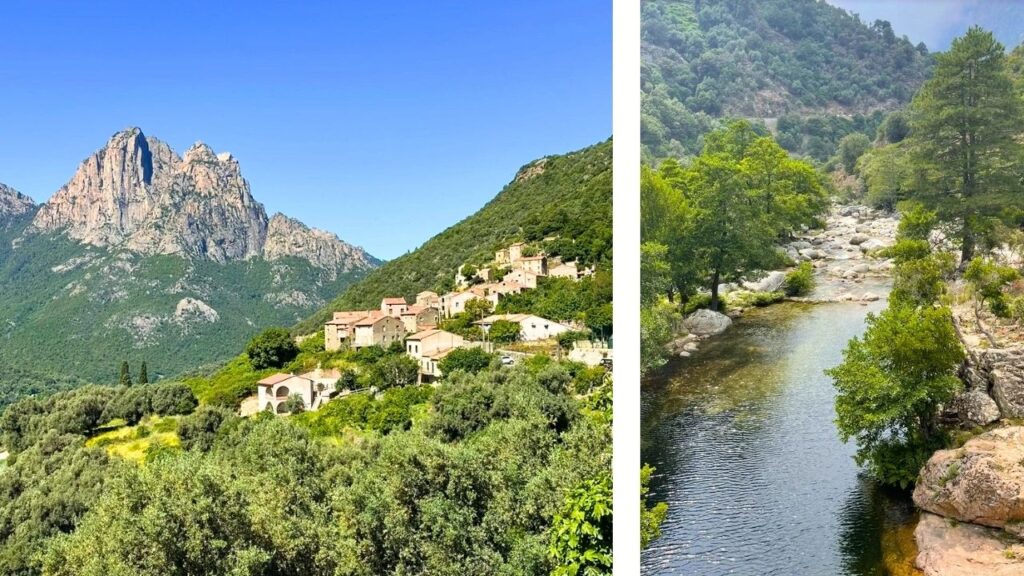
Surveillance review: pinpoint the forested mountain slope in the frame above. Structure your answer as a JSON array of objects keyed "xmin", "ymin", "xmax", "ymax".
[
  {"xmin": 642, "ymin": 0, "xmax": 934, "ymax": 160},
  {"xmin": 0, "ymin": 129, "xmax": 377, "ymax": 405},
  {"xmin": 295, "ymin": 139, "xmax": 612, "ymax": 334}
]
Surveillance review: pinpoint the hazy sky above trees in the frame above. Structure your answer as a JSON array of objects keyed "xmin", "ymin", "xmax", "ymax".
[{"xmin": 827, "ymin": 0, "xmax": 1024, "ymax": 51}]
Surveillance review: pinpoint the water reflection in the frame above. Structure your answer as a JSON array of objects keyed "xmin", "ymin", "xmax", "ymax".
[{"xmin": 641, "ymin": 299, "xmax": 912, "ymax": 575}]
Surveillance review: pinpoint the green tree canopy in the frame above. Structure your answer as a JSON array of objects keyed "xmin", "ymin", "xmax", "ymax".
[
  {"xmin": 828, "ymin": 305, "xmax": 965, "ymax": 487},
  {"xmin": 438, "ymin": 347, "xmax": 496, "ymax": 376},
  {"xmin": 487, "ymin": 319, "xmax": 521, "ymax": 344},
  {"xmin": 907, "ymin": 26, "xmax": 1024, "ymax": 264},
  {"xmin": 245, "ymin": 327, "xmax": 300, "ymax": 370}
]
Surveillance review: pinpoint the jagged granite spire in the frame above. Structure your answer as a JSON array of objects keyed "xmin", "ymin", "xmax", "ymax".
[{"xmin": 26, "ymin": 127, "xmax": 373, "ymax": 272}]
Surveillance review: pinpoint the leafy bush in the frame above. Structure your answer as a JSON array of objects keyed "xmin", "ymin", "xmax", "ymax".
[
  {"xmin": 964, "ymin": 257, "xmax": 1020, "ymax": 317},
  {"xmin": 488, "ymin": 319, "xmax": 521, "ymax": 343},
  {"xmin": 783, "ymin": 262, "xmax": 814, "ymax": 296},
  {"xmin": 547, "ymin": 473, "xmax": 613, "ymax": 575},
  {"xmin": 438, "ymin": 347, "xmax": 496, "ymax": 376},
  {"xmin": 245, "ymin": 327, "xmax": 299, "ymax": 370},
  {"xmin": 556, "ymin": 330, "xmax": 592, "ymax": 350},
  {"xmin": 828, "ymin": 305, "xmax": 965, "ymax": 487},
  {"xmin": 368, "ymin": 354, "xmax": 420, "ymax": 390}
]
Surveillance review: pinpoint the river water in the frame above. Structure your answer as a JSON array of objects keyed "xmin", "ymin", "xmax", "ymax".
[{"xmin": 641, "ymin": 292, "xmax": 922, "ymax": 575}]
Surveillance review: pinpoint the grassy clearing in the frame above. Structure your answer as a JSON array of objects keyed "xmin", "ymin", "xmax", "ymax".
[{"xmin": 85, "ymin": 415, "xmax": 182, "ymax": 463}]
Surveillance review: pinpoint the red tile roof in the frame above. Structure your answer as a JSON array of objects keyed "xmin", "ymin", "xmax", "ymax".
[
  {"xmin": 381, "ymin": 297, "xmax": 407, "ymax": 305},
  {"xmin": 257, "ymin": 373, "xmax": 297, "ymax": 386},
  {"xmin": 408, "ymin": 328, "xmax": 448, "ymax": 340}
]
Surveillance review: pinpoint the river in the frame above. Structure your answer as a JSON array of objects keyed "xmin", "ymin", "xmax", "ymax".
[{"xmin": 641, "ymin": 290, "xmax": 922, "ymax": 575}]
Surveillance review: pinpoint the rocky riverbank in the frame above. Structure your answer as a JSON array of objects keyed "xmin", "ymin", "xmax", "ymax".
[
  {"xmin": 666, "ymin": 204, "xmax": 897, "ymax": 358},
  {"xmin": 912, "ymin": 290, "xmax": 1024, "ymax": 574}
]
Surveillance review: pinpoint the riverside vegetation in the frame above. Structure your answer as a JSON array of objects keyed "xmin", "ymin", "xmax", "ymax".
[
  {"xmin": 641, "ymin": 1, "xmax": 1024, "ymax": 569},
  {"xmin": 0, "ymin": 141, "xmax": 613, "ymax": 575}
]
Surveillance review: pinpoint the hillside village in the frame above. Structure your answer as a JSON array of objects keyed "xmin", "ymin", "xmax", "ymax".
[{"xmin": 252, "ymin": 242, "xmax": 611, "ymax": 414}]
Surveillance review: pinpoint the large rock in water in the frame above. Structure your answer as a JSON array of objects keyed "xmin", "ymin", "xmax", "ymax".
[
  {"xmin": 915, "ymin": 512, "xmax": 1024, "ymax": 576},
  {"xmin": 914, "ymin": 427, "xmax": 1024, "ymax": 530},
  {"xmin": 742, "ymin": 270, "xmax": 787, "ymax": 293},
  {"xmin": 682, "ymin": 309, "xmax": 732, "ymax": 337}
]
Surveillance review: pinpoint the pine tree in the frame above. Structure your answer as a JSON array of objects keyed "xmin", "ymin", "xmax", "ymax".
[
  {"xmin": 119, "ymin": 361, "xmax": 132, "ymax": 387},
  {"xmin": 908, "ymin": 27, "xmax": 1024, "ymax": 265},
  {"xmin": 138, "ymin": 361, "xmax": 149, "ymax": 385}
]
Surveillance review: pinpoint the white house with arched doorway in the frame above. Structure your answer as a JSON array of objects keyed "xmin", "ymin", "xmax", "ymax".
[
  {"xmin": 257, "ymin": 373, "xmax": 315, "ymax": 414},
  {"xmin": 256, "ymin": 368, "xmax": 341, "ymax": 414}
]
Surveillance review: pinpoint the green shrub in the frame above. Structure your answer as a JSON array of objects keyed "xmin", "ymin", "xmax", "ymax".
[
  {"xmin": 438, "ymin": 348, "xmax": 496, "ymax": 376},
  {"xmin": 681, "ymin": 293, "xmax": 713, "ymax": 314},
  {"xmin": 488, "ymin": 319, "xmax": 521, "ymax": 343},
  {"xmin": 245, "ymin": 328, "xmax": 299, "ymax": 370},
  {"xmin": 783, "ymin": 262, "xmax": 814, "ymax": 296},
  {"xmin": 728, "ymin": 290, "xmax": 784, "ymax": 308}
]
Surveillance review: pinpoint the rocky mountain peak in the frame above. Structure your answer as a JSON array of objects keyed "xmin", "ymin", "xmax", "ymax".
[
  {"xmin": 0, "ymin": 183, "xmax": 36, "ymax": 219},
  {"xmin": 25, "ymin": 128, "xmax": 376, "ymax": 272},
  {"xmin": 264, "ymin": 213, "xmax": 377, "ymax": 277}
]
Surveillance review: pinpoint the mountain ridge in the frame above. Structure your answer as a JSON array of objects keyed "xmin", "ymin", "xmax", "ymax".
[
  {"xmin": 641, "ymin": 0, "xmax": 934, "ymax": 160},
  {"xmin": 24, "ymin": 127, "xmax": 377, "ymax": 271}
]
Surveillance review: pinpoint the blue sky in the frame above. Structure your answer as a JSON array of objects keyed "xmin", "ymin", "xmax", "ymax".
[
  {"xmin": 826, "ymin": 0, "xmax": 1024, "ymax": 51},
  {"xmin": 0, "ymin": 1, "xmax": 610, "ymax": 260}
]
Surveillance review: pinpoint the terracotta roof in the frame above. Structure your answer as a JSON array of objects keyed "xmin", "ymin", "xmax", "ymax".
[
  {"xmin": 417, "ymin": 290, "xmax": 438, "ymax": 297},
  {"xmin": 381, "ymin": 297, "xmax": 407, "ymax": 305},
  {"xmin": 408, "ymin": 328, "xmax": 447, "ymax": 340},
  {"xmin": 354, "ymin": 313, "xmax": 389, "ymax": 326},
  {"xmin": 327, "ymin": 310, "xmax": 374, "ymax": 325},
  {"xmin": 257, "ymin": 373, "xmax": 297, "ymax": 386},
  {"xmin": 402, "ymin": 305, "xmax": 428, "ymax": 315}
]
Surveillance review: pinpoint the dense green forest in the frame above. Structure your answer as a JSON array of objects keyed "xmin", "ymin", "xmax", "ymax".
[
  {"xmin": 0, "ymin": 213, "xmax": 368, "ymax": 409},
  {"xmin": 641, "ymin": 0, "xmax": 933, "ymax": 160},
  {"xmin": 294, "ymin": 140, "xmax": 613, "ymax": 335},
  {"xmin": 0, "ymin": 357, "xmax": 611, "ymax": 575}
]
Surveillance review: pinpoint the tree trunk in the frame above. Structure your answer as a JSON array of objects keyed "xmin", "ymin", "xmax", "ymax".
[
  {"xmin": 960, "ymin": 227, "xmax": 975, "ymax": 268},
  {"xmin": 709, "ymin": 268, "xmax": 721, "ymax": 311}
]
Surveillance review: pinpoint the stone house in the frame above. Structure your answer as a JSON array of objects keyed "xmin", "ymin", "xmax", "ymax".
[
  {"xmin": 406, "ymin": 328, "xmax": 466, "ymax": 381},
  {"xmin": 476, "ymin": 313, "xmax": 571, "ymax": 341},
  {"xmin": 257, "ymin": 367, "xmax": 340, "ymax": 414},
  {"xmin": 325, "ymin": 310, "xmax": 374, "ymax": 351},
  {"xmin": 257, "ymin": 373, "xmax": 315, "ymax": 414},
  {"xmin": 380, "ymin": 297, "xmax": 408, "ymax": 317},
  {"xmin": 495, "ymin": 242, "xmax": 526, "ymax": 266},
  {"xmin": 549, "ymin": 261, "xmax": 580, "ymax": 280},
  {"xmin": 440, "ymin": 289, "xmax": 488, "ymax": 318},
  {"xmin": 353, "ymin": 313, "xmax": 406, "ymax": 348},
  {"xmin": 504, "ymin": 270, "xmax": 539, "ymax": 290},
  {"xmin": 399, "ymin": 305, "xmax": 440, "ymax": 333},
  {"xmin": 514, "ymin": 255, "xmax": 547, "ymax": 276},
  {"xmin": 415, "ymin": 290, "xmax": 440, "ymax": 308}
]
